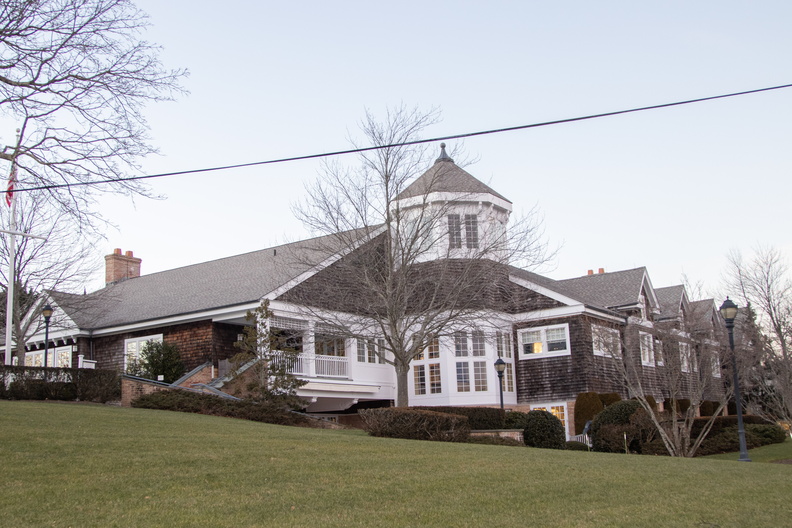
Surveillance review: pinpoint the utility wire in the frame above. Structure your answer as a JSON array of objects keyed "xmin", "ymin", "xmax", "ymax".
[{"xmin": 14, "ymin": 82, "xmax": 792, "ymax": 194}]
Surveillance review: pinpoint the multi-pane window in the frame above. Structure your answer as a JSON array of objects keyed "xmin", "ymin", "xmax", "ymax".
[
  {"xmin": 426, "ymin": 337, "xmax": 440, "ymax": 359},
  {"xmin": 496, "ymin": 331, "xmax": 512, "ymax": 358},
  {"xmin": 356, "ymin": 339, "xmax": 384, "ymax": 364},
  {"xmin": 639, "ymin": 332, "xmax": 654, "ymax": 366},
  {"xmin": 504, "ymin": 363, "xmax": 514, "ymax": 392},
  {"xmin": 414, "ymin": 365, "xmax": 426, "ymax": 395},
  {"xmin": 124, "ymin": 334, "xmax": 163, "ymax": 372},
  {"xmin": 473, "ymin": 361, "xmax": 488, "ymax": 391},
  {"xmin": 680, "ymin": 341, "xmax": 691, "ymax": 372},
  {"xmin": 448, "ymin": 214, "xmax": 462, "ymax": 249},
  {"xmin": 472, "ymin": 331, "xmax": 486, "ymax": 356},
  {"xmin": 456, "ymin": 362, "xmax": 470, "ymax": 392},
  {"xmin": 654, "ymin": 338, "xmax": 664, "ymax": 366},
  {"xmin": 532, "ymin": 404, "xmax": 567, "ymax": 435},
  {"xmin": 429, "ymin": 363, "xmax": 442, "ymax": 393},
  {"xmin": 315, "ymin": 334, "xmax": 345, "ymax": 357},
  {"xmin": 464, "ymin": 214, "xmax": 479, "ymax": 248},
  {"xmin": 592, "ymin": 325, "xmax": 621, "ymax": 358},
  {"xmin": 519, "ymin": 325, "xmax": 570, "ymax": 358},
  {"xmin": 454, "ymin": 332, "xmax": 469, "ymax": 357}
]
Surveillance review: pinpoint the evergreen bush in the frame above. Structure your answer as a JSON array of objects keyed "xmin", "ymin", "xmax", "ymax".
[
  {"xmin": 598, "ymin": 393, "xmax": 622, "ymax": 407},
  {"xmin": 359, "ymin": 407, "xmax": 470, "ymax": 442},
  {"xmin": 413, "ymin": 406, "xmax": 504, "ymax": 429},
  {"xmin": 590, "ymin": 399, "xmax": 642, "ymax": 453},
  {"xmin": 522, "ymin": 410, "xmax": 566, "ymax": 449},
  {"xmin": 504, "ymin": 410, "xmax": 530, "ymax": 430},
  {"xmin": 565, "ymin": 440, "xmax": 589, "ymax": 451},
  {"xmin": 574, "ymin": 392, "xmax": 604, "ymax": 435}
]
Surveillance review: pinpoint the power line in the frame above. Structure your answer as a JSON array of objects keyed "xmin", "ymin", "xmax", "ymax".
[{"xmin": 13, "ymin": 82, "xmax": 792, "ymax": 194}]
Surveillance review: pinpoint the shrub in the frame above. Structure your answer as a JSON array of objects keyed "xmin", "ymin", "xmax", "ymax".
[
  {"xmin": 590, "ymin": 399, "xmax": 642, "ymax": 453},
  {"xmin": 0, "ymin": 366, "xmax": 120, "ymax": 402},
  {"xmin": 129, "ymin": 341, "xmax": 186, "ymax": 384},
  {"xmin": 413, "ymin": 406, "xmax": 504, "ymax": 429},
  {"xmin": 574, "ymin": 392, "xmax": 604, "ymax": 435},
  {"xmin": 745, "ymin": 423, "xmax": 787, "ymax": 445},
  {"xmin": 598, "ymin": 393, "xmax": 622, "ymax": 407},
  {"xmin": 695, "ymin": 427, "xmax": 764, "ymax": 456},
  {"xmin": 467, "ymin": 435, "xmax": 523, "ymax": 447},
  {"xmin": 359, "ymin": 408, "xmax": 470, "ymax": 442},
  {"xmin": 565, "ymin": 440, "xmax": 589, "ymax": 451},
  {"xmin": 131, "ymin": 389, "xmax": 309, "ymax": 426},
  {"xmin": 523, "ymin": 410, "xmax": 566, "ymax": 450},
  {"xmin": 504, "ymin": 410, "xmax": 530, "ymax": 430}
]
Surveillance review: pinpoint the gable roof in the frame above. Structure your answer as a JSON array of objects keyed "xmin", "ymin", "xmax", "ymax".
[
  {"xmin": 655, "ymin": 285, "xmax": 688, "ymax": 321},
  {"xmin": 394, "ymin": 145, "xmax": 511, "ymax": 203},
  {"xmin": 556, "ymin": 267, "xmax": 656, "ymax": 310},
  {"xmin": 51, "ymin": 230, "xmax": 370, "ymax": 330}
]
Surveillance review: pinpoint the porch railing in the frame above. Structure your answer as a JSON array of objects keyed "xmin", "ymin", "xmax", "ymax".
[{"xmin": 273, "ymin": 351, "xmax": 348, "ymax": 379}]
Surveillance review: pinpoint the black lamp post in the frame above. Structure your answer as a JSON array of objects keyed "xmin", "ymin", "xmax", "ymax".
[
  {"xmin": 494, "ymin": 358, "xmax": 506, "ymax": 410},
  {"xmin": 42, "ymin": 304, "xmax": 53, "ymax": 368},
  {"xmin": 719, "ymin": 297, "xmax": 751, "ymax": 462}
]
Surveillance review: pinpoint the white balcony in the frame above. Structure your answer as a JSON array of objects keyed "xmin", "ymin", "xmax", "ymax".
[{"xmin": 274, "ymin": 351, "xmax": 349, "ymax": 379}]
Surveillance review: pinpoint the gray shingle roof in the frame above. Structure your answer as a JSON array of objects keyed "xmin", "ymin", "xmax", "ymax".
[
  {"xmin": 52, "ymin": 230, "xmax": 369, "ymax": 330},
  {"xmin": 556, "ymin": 267, "xmax": 649, "ymax": 309},
  {"xmin": 655, "ymin": 285, "xmax": 687, "ymax": 320},
  {"xmin": 394, "ymin": 157, "xmax": 511, "ymax": 203}
]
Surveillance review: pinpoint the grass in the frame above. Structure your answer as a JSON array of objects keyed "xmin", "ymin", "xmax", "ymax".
[{"xmin": 1, "ymin": 401, "xmax": 790, "ymax": 527}]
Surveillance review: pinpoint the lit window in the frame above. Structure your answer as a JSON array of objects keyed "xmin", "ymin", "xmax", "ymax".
[
  {"xmin": 429, "ymin": 363, "xmax": 442, "ymax": 393},
  {"xmin": 519, "ymin": 325, "xmax": 570, "ymax": 359},
  {"xmin": 414, "ymin": 365, "xmax": 426, "ymax": 395}
]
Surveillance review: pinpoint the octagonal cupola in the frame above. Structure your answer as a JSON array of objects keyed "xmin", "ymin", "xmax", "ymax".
[{"xmin": 392, "ymin": 143, "xmax": 513, "ymax": 262}]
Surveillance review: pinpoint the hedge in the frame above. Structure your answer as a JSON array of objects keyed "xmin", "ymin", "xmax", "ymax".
[
  {"xmin": 413, "ymin": 406, "xmax": 504, "ymax": 429},
  {"xmin": 359, "ymin": 407, "xmax": 470, "ymax": 442},
  {"xmin": 131, "ymin": 389, "xmax": 309, "ymax": 426},
  {"xmin": 0, "ymin": 366, "xmax": 120, "ymax": 403},
  {"xmin": 574, "ymin": 392, "xmax": 604, "ymax": 435}
]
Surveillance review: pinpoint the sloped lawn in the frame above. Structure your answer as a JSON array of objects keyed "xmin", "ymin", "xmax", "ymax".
[{"xmin": 1, "ymin": 401, "xmax": 790, "ymax": 527}]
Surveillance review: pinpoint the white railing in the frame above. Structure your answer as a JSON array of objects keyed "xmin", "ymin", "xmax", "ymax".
[{"xmin": 273, "ymin": 351, "xmax": 348, "ymax": 379}]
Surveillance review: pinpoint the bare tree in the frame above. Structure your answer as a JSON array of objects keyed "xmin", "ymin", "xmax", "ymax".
[
  {"xmin": 0, "ymin": 0, "xmax": 187, "ymax": 228},
  {"xmin": 591, "ymin": 303, "xmax": 731, "ymax": 457},
  {"xmin": 0, "ymin": 191, "xmax": 100, "ymax": 362},
  {"xmin": 725, "ymin": 248, "xmax": 792, "ymax": 430},
  {"xmin": 724, "ymin": 247, "xmax": 791, "ymax": 360},
  {"xmin": 288, "ymin": 106, "xmax": 552, "ymax": 407}
]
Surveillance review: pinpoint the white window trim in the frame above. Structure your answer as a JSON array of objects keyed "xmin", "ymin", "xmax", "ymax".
[
  {"xmin": 124, "ymin": 334, "xmax": 163, "ymax": 371},
  {"xmin": 639, "ymin": 332, "xmax": 655, "ymax": 367},
  {"xmin": 518, "ymin": 324, "xmax": 571, "ymax": 360},
  {"xmin": 592, "ymin": 325, "xmax": 621, "ymax": 358}
]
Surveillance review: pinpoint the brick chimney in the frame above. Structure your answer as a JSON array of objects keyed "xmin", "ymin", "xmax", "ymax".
[
  {"xmin": 598, "ymin": 268, "xmax": 605, "ymax": 274},
  {"xmin": 105, "ymin": 248, "xmax": 142, "ymax": 285}
]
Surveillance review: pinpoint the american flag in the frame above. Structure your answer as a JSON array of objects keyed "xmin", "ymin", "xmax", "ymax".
[{"xmin": 5, "ymin": 164, "xmax": 15, "ymax": 207}]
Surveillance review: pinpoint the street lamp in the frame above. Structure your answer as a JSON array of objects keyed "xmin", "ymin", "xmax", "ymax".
[
  {"xmin": 494, "ymin": 358, "xmax": 506, "ymax": 410},
  {"xmin": 42, "ymin": 304, "xmax": 53, "ymax": 368},
  {"xmin": 719, "ymin": 297, "xmax": 751, "ymax": 462}
]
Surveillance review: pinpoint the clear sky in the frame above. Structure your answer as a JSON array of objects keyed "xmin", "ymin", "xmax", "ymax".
[{"xmin": 90, "ymin": 1, "xmax": 791, "ymax": 297}]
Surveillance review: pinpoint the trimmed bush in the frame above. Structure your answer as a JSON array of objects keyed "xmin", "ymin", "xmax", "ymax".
[
  {"xmin": 523, "ymin": 410, "xmax": 566, "ymax": 450},
  {"xmin": 1, "ymin": 366, "xmax": 120, "ymax": 402},
  {"xmin": 745, "ymin": 423, "xmax": 787, "ymax": 445},
  {"xmin": 574, "ymin": 392, "xmax": 604, "ymax": 435},
  {"xmin": 565, "ymin": 440, "xmax": 589, "ymax": 451},
  {"xmin": 359, "ymin": 408, "xmax": 470, "ymax": 442},
  {"xmin": 413, "ymin": 406, "xmax": 504, "ymax": 430},
  {"xmin": 131, "ymin": 389, "xmax": 309, "ymax": 426},
  {"xmin": 590, "ymin": 399, "xmax": 643, "ymax": 453},
  {"xmin": 504, "ymin": 410, "xmax": 530, "ymax": 430},
  {"xmin": 598, "ymin": 393, "xmax": 622, "ymax": 407},
  {"xmin": 695, "ymin": 427, "xmax": 764, "ymax": 456}
]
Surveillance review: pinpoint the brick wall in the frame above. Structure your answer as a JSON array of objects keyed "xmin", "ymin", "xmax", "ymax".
[{"xmin": 121, "ymin": 376, "xmax": 170, "ymax": 407}]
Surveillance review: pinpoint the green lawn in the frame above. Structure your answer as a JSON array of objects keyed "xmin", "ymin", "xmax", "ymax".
[{"xmin": 1, "ymin": 401, "xmax": 790, "ymax": 527}]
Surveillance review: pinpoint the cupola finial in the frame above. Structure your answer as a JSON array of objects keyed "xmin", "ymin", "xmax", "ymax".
[{"xmin": 435, "ymin": 142, "xmax": 454, "ymax": 164}]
